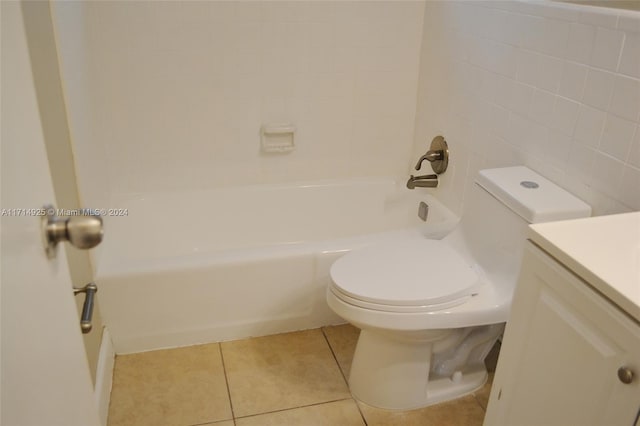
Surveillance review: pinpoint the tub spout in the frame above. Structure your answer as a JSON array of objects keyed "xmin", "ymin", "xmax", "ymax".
[{"xmin": 407, "ymin": 174, "xmax": 438, "ymax": 189}]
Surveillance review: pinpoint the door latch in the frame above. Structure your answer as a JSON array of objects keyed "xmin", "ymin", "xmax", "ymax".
[{"xmin": 73, "ymin": 282, "xmax": 97, "ymax": 334}]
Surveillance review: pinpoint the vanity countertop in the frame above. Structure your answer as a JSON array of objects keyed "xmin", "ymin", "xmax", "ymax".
[{"xmin": 528, "ymin": 211, "xmax": 640, "ymax": 322}]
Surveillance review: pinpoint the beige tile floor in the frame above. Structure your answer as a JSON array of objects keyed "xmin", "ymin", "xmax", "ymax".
[{"xmin": 108, "ymin": 325, "xmax": 495, "ymax": 426}]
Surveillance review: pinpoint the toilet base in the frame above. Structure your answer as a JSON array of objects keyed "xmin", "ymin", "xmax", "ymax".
[{"xmin": 348, "ymin": 328, "xmax": 490, "ymax": 410}]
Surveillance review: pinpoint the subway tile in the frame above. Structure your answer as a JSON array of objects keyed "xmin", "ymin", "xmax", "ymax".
[
  {"xmin": 609, "ymin": 75, "xmax": 640, "ymax": 122},
  {"xmin": 494, "ymin": 41, "xmax": 519, "ymax": 78},
  {"xmin": 470, "ymin": 99, "xmax": 496, "ymax": 135},
  {"xmin": 590, "ymin": 151, "xmax": 625, "ymax": 195},
  {"xmin": 600, "ymin": 114, "xmax": 636, "ymax": 161},
  {"xmin": 617, "ymin": 13, "xmax": 640, "ymax": 33},
  {"xmin": 582, "ymin": 68, "xmax": 615, "ymax": 110},
  {"xmin": 551, "ymin": 96, "xmax": 581, "ymax": 136},
  {"xmin": 529, "ymin": 89, "xmax": 556, "ymax": 126},
  {"xmin": 525, "ymin": 120, "xmax": 550, "ymax": 157},
  {"xmin": 618, "ymin": 32, "xmax": 640, "ymax": 79},
  {"xmin": 628, "ymin": 126, "xmax": 640, "ymax": 167},
  {"xmin": 538, "ymin": 19, "xmax": 571, "ymax": 58},
  {"xmin": 536, "ymin": 54, "xmax": 564, "ymax": 92},
  {"xmin": 574, "ymin": 105, "xmax": 606, "ymax": 147},
  {"xmin": 484, "ymin": 8, "xmax": 511, "ymax": 42},
  {"xmin": 589, "ymin": 27, "xmax": 625, "ymax": 72},
  {"xmin": 468, "ymin": 39, "xmax": 518, "ymax": 77},
  {"xmin": 506, "ymin": 113, "xmax": 533, "ymax": 150},
  {"xmin": 537, "ymin": 1, "xmax": 581, "ymax": 22},
  {"xmin": 619, "ymin": 166, "xmax": 640, "ymax": 210},
  {"xmin": 566, "ymin": 23, "xmax": 596, "ymax": 64},
  {"xmin": 477, "ymin": 68, "xmax": 500, "ymax": 101},
  {"xmin": 502, "ymin": 11, "xmax": 526, "ymax": 46},
  {"xmin": 519, "ymin": 14, "xmax": 546, "ymax": 51},
  {"xmin": 515, "ymin": 50, "xmax": 563, "ymax": 92},
  {"xmin": 491, "ymin": 104, "xmax": 511, "ymax": 140},
  {"xmin": 579, "ymin": 7, "xmax": 619, "ymax": 30},
  {"xmin": 547, "ymin": 129, "xmax": 573, "ymax": 169},
  {"xmin": 516, "ymin": 49, "xmax": 539, "ymax": 86},
  {"xmin": 559, "ymin": 61, "xmax": 588, "ymax": 101},
  {"xmin": 510, "ymin": 81, "xmax": 535, "ymax": 117},
  {"xmin": 567, "ymin": 142, "xmax": 596, "ymax": 184}
]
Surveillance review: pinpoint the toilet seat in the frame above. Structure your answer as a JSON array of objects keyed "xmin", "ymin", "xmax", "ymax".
[{"xmin": 330, "ymin": 238, "xmax": 481, "ymax": 313}]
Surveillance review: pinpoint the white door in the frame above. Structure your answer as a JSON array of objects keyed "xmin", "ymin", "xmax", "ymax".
[{"xmin": 1, "ymin": 2, "xmax": 101, "ymax": 425}]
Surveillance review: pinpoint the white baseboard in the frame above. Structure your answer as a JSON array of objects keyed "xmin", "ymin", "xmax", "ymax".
[{"xmin": 94, "ymin": 327, "xmax": 115, "ymax": 426}]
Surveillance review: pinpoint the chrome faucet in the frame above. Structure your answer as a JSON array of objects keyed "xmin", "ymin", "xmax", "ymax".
[{"xmin": 406, "ymin": 174, "xmax": 438, "ymax": 189}]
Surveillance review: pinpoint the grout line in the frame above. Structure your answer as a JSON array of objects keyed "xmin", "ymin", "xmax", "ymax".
[
  {"xmin": 217, "ymin": 343, "xmax": 236, "ymax": 421},
  {"xmin": 473, "ymin": 392, "xmax": 487, "ymax": 413},
  {"xmin": 234, "ymin": 397, "xmax": 355, "ymax": 421},
  {"xmin": 320, "ymin": 327, "xmax": 368, "ymax": 426},
  {"xmin": 353, "ymin": 398, "xmax": 370, "ymax": 426},
  {"xmin": 320, "ymin": 326, "xmax": 350, "ymax": 387},
  {"xmin": 188, "ymin": 420, "xmax": 235, "ymax": 426}
]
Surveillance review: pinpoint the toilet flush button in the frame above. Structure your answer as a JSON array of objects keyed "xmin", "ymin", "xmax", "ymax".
[{"xmin": 520, "ymin": 180, "xmax": 539, "ymax": 189}]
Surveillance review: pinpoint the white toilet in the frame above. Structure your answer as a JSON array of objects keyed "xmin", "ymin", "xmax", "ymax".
[{"xmin": 326, "ymin": 166, "xmax": 591, "ymax": 410}]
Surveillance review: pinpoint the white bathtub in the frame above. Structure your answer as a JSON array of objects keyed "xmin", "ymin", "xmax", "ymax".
[{"xmin": 97, "ymin": 178, "xmax": 458, "ymax": 353}]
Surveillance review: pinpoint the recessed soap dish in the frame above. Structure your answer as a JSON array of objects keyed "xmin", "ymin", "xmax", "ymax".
[{"xmin": 261, "ymin": 124, "xmax": 295, "ymax": 153}]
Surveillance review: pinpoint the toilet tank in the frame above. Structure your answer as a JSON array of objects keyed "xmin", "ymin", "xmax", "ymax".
[
  {"xmin": 475, "ymin": 166, "xmax": 591, "ymax": 223},
  {"xmin": 445, "ymin": 166, "xmax": 591, "ymax": 295}
]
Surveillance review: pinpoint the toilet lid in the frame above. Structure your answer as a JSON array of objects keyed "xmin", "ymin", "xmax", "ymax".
[{"xmin": 330, "ymin": 238, "xmax": 480, "ymax": 307}]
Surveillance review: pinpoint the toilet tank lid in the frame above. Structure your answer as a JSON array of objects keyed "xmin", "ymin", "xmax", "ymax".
[{"xmin": 476, "ymin": 166, "xmax": 591, "ymax": 224}]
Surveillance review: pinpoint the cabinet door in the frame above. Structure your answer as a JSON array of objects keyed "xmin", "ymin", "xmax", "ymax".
[{"xmin": 485, "ymin": 242, "xmax": 640, "ymax": 426}]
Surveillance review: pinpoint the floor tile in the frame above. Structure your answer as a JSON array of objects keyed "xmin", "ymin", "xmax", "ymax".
[
  {"xmin": 221, "ymin": 329, "xmax": 351, "ymax": 417},
  {"xmin": 235, "ymin": 399, "xmax": 365, "ymax": 426},
  {"xmin": 322, "ymin": 324, "xmax": 360, "ymax": 379},
  {"xmin": 108, "ymin": 343, "xmax": 232, "ymax": 426},
  {"xmin": 474, "ymin": 372, "xmax": 494, "ymax": 411},
  {"xmin": 358, "ymin": 394, "xmax": 486, "ymax": 426}
]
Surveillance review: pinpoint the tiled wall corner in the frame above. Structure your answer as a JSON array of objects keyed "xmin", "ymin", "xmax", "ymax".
[{"xmin": 413, "ymin": 0, "xmax": 640, "ymax": 216}]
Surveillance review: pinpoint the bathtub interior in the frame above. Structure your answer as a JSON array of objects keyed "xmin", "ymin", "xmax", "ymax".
[
  {"xmin": 96, "ymin": 178, "xmax": 459, "ymax": 353},
  {"xmin": 100, "ymin": 178, "xmax": 457, "ymax": 270}
]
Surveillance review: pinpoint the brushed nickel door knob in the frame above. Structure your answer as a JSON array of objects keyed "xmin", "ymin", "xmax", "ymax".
[
  {"xmin": 65, "ymin": 215, "xmax": 103, "ymax": 249},
  {"xmin": 42, "ymin": 205, "xmax": 104, "ymax": 257},
  {"xmin": 617, "ymin": 367, "xmax": 634, "ymax": 384}
]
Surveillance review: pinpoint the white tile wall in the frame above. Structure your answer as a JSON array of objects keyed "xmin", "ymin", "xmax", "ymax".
[
  {"xmin": 60, "ymin": 1, "xmax": 425, "ymax": 196},
  {"xmin": 56, "ymin": 0, "xmax": 638, "ymax": 217},
  {"xmin": 412, "ymin": 0, "xmax": 640, "ymax": 215}
]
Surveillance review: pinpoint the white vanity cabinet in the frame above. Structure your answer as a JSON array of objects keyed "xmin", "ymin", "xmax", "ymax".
[{"xmin": 484, "ymin": 213, "xmax": 640, "ymax": 426}]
